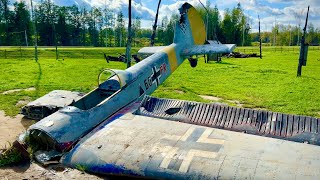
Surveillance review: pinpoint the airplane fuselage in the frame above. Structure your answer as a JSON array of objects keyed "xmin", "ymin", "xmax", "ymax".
[{"xmin": 29, "ymin": 43, "xmax": 186, "ymax": 151}]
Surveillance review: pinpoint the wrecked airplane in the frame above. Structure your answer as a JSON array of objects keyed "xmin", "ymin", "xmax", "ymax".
[{"xmin": 21, "ymin": 3, "xmax": 320, "ymax": 179}]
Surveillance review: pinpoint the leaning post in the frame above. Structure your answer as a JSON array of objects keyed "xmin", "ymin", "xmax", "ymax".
[{"xmin": 297, "ymin": 6, "xmax": 310, "ymax": 77}]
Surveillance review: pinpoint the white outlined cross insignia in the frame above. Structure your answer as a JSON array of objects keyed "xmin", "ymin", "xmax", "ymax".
[{"xmin": 158, "ymin": 127, "xmax": 225, "ymax": 173}]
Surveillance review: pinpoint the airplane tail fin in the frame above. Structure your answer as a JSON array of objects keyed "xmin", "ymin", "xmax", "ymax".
[
  {"xmin": 173, "ymin": 3, "xmax": 206, "ymax": 46},
  {"xmin": 138, "ymin": 3, "xmax": 235, "ymax": 57}
]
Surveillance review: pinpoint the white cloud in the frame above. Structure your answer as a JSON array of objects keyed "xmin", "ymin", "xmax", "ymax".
[
  {"xmin": 158, "ymin": 0, "xmax": 202, "ymax": 21},
  {"xmin": 17, "ymin": 0, "xmax": 156, "ymax": 20},
  {"xmin": 13, "ymin": 0, "xmax": 320, "ymax": 31},
  {"xmin": 229, "ymin": 0, "xmax": 320, "ymax": 32}
]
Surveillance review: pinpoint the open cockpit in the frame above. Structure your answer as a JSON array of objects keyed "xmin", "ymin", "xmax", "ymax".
[{"xmin": 72, "ymin": 69, "xmax": 125, "ymax": 110}]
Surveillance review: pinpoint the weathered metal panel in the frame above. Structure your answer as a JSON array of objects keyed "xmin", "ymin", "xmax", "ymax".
[
  {"xmin": 137, "ymin": 46, "xmax": 166, "ymax": 56},
  {"xmin": 62, "ymin": 112, "xmax": 320, "ymax": 179},
  {"xmin": 21, "ymin": 90, "xmax": 84, "ymax": 120},
  {"xmin": 137, "ymin": 96, "xmax": 320, "ymax": 145},
  {"xmin": 181, "ymin": 44, "xmax": 235, "ymax": 56}
]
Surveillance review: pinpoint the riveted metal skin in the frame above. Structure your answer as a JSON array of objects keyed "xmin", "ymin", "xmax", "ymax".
[
  {"xmin": 62, "ymin": 100, "xmax": 320, "ymax": 179},
  {"xmin": 21, "ymin": 90, "xmax": 84, "ymax": 120},
  {"xmin": 138, "ymin": 96, "xmax": 320, "ymax": 145}
]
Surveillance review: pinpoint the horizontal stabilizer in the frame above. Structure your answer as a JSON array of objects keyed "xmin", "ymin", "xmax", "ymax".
[
  {"xmin": 181, "ymin": 44, "xmax": 236, "ymax": 56},
  {"xmin": 138, "ymin": 46, "xmax": 166, "ymax": 55}
]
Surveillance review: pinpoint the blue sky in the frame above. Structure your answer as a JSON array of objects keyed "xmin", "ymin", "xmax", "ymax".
[
  {"xmin": 141, "ymin": 0, "xmax": 320, "ymax": 32},
  {"xmin": 18, "ymin": 0, "xmax": 320, "ymax": 32}
]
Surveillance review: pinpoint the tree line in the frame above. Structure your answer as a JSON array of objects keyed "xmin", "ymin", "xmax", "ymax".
[
  {"xmin": 0, "ymin": 0, "xmax": 319, "ymax": 47},
  {"xmin": 0, "ymin": 0, "xmax": 150, "ymax": 47},
  {"xmin": 251, "ymin": 23, "xmax": 320, "ymax": 46}
]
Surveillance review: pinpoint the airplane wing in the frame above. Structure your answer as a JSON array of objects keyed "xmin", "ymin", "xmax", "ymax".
[
  {"xmin": 138, "ymin": 44, "xmax": 235, "ymax": 57},
  {"xmin": 138, "ymin": 46, "xmax": 166, "ymax": 55},
  {"xmin": 61, "ymin": 96, "xmax": 320, "ymax": 179},
  {"xmin": 181, "ymin": 44, "xmax": 236, "ymax": 56}
]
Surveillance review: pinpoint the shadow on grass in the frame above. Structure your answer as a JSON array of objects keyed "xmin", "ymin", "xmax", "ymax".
[
  {"xmin": 180, "ymin": 86, "xmax": 197, "ymax": 94},
  {"xmin": 35, "ymin": 61, "xmax": 42, "ymax": 97},
  {"xmin": 206, "ymin": 61, "xmax": 235, "ymax": 65},
  {"xmin": 300, "ymin": 75, "xmax": 320, "ymax": 81}
]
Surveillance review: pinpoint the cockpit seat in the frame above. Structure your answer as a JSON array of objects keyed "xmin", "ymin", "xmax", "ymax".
[{"xmin": 99, "ymin": 79, "xmax": 120, "ymax": 95}]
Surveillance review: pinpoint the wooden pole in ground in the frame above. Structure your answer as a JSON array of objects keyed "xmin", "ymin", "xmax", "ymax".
[
  {"xmin": 30, "ymin": 0, "xmax": 38, "ymax": 61},
  {"xmin": 259, "ymin": 15, "xmax": 262, "ymax": 59},
  {"xmin": 297, "ymin": 6, "xmax": 309, "ymax": 77},
  {"xmin": 49, "ymin": 0, "xmax": 58, "ymax": 60},
  {"xmin": 24, "ymin": 30, "xmax": 28, "ymax": 46},
  {"xmin": 125, "ymin": 0, "xmax": 132, "ymax": 68},
  {"xmin": 150, "ymin": 0, "xmax": 162, "ymax": 46}
]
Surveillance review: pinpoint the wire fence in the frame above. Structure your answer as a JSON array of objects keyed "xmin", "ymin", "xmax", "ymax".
[
  {"xmin": 0, "ymin": 46, "xmax": 319, "ymax": 59},
  {"xmin": 0, "ymin": 47, "xmax": 139, "ymax": 60},
  {"xmin": 235, "ymin": 46, "xmax": 320, "ymax": 54}
]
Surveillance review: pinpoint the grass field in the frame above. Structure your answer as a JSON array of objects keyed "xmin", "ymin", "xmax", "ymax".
[{"xmin": 0, "ymin": 46, "xmax": 320, "ymax": 117}]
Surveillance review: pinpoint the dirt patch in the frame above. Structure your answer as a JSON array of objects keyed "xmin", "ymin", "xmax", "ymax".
[
  {"xmin": 199, "ymin": 95, "xmax": 222, "ymax": 101},
  {"xmin": 174, "ymin": 90, "xmax": 184, "ymax": 94},
  {"xmin": 2, "ymin": 87, "xmax": 36, "ymax": 95},
  {"xmin": 1, "ymin": 163, "xmax": 103, "ymax": 180},
  {"xmin": 0, "ymin": 111, "xmax": 33, "ymax": 148},
  {"xmin": 199, "ymin": 95, "xmax": 244, "ymax": 107},
  {"xmin": 0, "ymin": 111, "xmax": 104, "ymax": 179},
  {"xmin": 15, "ymin": 97, "xmax": 32, "ymax": 107},
  {"xmin": 227, "ymin": 100, "xmax": 244, "ymax": 107}
]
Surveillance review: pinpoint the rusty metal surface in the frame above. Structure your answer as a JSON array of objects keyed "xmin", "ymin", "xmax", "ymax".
[
  {"xmin": 62, "ymin": 110, "xmax": 320, "ymax": 179},
  {"xmin": 21, "ymin": 90, "xmax": 84, "ymax": 120},
  {"xmin": 137, "ymin": 96, "xmax": 320, "ymax": 145}
]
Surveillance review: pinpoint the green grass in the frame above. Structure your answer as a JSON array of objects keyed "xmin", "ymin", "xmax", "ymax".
[
  {"xmin": 0, "ymin": 46, "xmax": 320, "ymax": 117},
  {"xmin": 154, "ymin": 47, "xmax": 320, "ymax": 117}
]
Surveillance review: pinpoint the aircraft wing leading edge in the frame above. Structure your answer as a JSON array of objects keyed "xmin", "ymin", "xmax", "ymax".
[
  {"xmin": 138, "ymin": 44, "xmax": 236, "ymax": 57},
  {"xmin": 181, "ymin": 44, "xmax": 236, "ymax": 56},
  {"xmin": 138, "ymin": 46, "xmax": 166, "ymax": 55},
  {"xmin": 62, "ymin": 98, "xmax": 320, "ymax": 179}
]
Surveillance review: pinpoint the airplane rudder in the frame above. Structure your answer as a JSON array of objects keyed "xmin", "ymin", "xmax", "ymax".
[
  {"xmin": 186, "ymin": 6, "xmax": 206, "ymax": 45},
  {"xmin": 174, "ymin": 3, "xmax": 206, "ymax": 45}
]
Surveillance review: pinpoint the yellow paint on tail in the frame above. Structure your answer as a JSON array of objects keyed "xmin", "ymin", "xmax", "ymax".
[
  {"xmin": 162, "ymin": 45, "xmax": 178, "ymax": 72},
  {"xmin": 187, "ymin": 7, "xmax": 206, "ymax": 45}
]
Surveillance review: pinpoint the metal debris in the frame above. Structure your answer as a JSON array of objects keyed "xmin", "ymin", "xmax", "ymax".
[
  {"xmin": 21, "ymin": 90, "xmax": 84, "ymax": 120},
  {"xmin": 34, "ymin": 150, "xmax": 63, "ymax": 165}
]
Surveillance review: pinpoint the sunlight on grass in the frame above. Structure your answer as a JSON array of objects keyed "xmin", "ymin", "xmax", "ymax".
[{"xmin": 0, "ymin": 46, "xmax": 320, "ymax": 117}]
